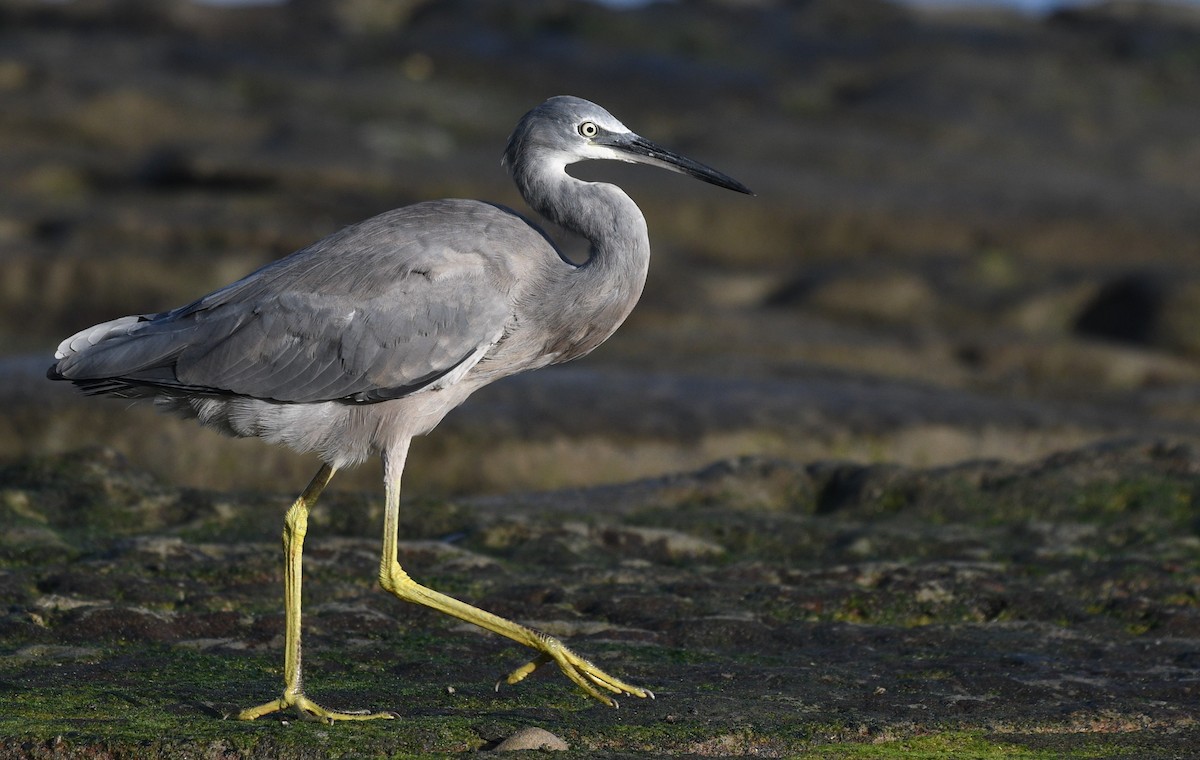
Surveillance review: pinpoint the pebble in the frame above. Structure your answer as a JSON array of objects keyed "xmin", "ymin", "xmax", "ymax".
[{"xmin": 492, "ymin": 727, "xmax": 568, "ymax": 752}]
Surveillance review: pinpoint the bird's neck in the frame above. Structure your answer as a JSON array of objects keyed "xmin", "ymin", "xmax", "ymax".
[{"xmin": 518, "ymin": 165, "xmax": 652, "ymax": 362}]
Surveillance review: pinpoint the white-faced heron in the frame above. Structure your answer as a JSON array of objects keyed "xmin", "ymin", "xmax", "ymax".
[{"xmin": 48, "ymin": 95, "xmax": 752, "ymax": 721}]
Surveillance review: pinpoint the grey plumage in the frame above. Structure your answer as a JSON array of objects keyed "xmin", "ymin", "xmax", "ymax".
[
  {"xmin": 50, "ymin": 96, "xmax": 749, "ymax": 468},
  {"xmin": 47, "ymin": 96, "xmax": 751, "ymax": 714}
]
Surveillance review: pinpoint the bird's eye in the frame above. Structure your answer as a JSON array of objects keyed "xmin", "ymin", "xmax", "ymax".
[{"xmin": 578, "ymin": 121, "xmax": 599, "ymax": 138}]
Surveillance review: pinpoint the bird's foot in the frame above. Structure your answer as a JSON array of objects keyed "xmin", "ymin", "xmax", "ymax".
[
  {"xmin": 236, "ymin": 692, "xmax": 395, "ymax": 723},
  {"xmin": 498, "ymin": 637, "xmax": 654, "ymax": 708}
]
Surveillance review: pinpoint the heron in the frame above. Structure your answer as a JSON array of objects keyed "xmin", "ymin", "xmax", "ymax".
[{"xmin": 48, "ymin": 95, "xmax": 752, "ymax": 721}]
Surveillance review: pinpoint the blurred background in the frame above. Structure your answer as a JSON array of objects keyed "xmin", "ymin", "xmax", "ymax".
[{"xmin": 3, "ymin": 0, "xmax": 1200, "ymax": 497}]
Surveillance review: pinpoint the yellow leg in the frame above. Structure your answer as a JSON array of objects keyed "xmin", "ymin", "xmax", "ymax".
[
  {"xmin": 377, "ymin": 441, "xmax": 653, "ymax": 707},
  {"xmin": 238, "ymin": 463, "xmax": 394, "ymax": 723}
]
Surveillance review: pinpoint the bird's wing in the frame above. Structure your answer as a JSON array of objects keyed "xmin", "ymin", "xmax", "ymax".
[{"xmin": 53, "ymin": 201, "xmax": 536, "ymax": 403}]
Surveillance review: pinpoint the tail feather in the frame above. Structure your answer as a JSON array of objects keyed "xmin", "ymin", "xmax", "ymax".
[
  {"xmin": 54, "ymin": 314, "xmax": 151, "ymax": 361},
  {"xmin": 47, "ymin": 313, "xmax": 183, "ymax": 399}
]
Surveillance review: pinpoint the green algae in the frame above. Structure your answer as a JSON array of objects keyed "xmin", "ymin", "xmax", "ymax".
[
  {"xmin": 800, "ymin": 731, "xmax": 1115, "ymax": 759},
  {"xmin": 2, "ymin": 443, "xmax": 1197, "ymax": 756}
]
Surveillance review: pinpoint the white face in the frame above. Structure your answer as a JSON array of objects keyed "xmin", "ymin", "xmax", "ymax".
[{"xmin": 572, "ymin": 113, "xmax": 635, "ymax": 163}]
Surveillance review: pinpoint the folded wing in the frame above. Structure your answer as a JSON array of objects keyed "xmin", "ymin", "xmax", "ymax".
[{"xmin": 50, "ymin": 201, "xmax": 526, "ymax": 404}]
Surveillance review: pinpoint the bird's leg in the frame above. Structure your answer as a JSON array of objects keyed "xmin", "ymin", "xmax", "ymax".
[
  {"xmin": 238, "ymin": 463, "xmax": 394, "ymax": 722},
  {"xmin": 377, "ymin": 441, "xmax": 652, "ymax": 707}
]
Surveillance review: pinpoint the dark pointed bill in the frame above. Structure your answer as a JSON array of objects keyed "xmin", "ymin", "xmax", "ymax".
[{"xmin": 597, "ymin": 133, "xmax": 754, "ymax": 196}]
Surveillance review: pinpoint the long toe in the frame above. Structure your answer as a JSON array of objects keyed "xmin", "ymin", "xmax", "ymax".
[
  {"xmin": 501, "ymin": 640, "xmax": 651, "ymax": 707},
  {"xmin": 237, "ymin": 693, "xmax": 395, "ymax": 723},
  {"xmin": 295, "ymin": 695, "xmax": 396, "ymax": 723}
]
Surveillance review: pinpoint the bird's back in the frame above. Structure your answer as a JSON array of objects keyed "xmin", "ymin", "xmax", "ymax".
[{"xmin": 50, "ymin": 199, "xmax": 570, "ymax": 405}]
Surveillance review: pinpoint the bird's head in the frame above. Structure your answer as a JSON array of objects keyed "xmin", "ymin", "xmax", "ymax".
[{"xmin": 504, "ymin": 96, "xmax": 752, "ymax": 196}]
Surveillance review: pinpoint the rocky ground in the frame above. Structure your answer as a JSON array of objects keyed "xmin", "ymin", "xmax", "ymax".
[
  {"xmin": 1, "ymin": 441, "xmax": 1198, "ymax": 757},
  {"xmin": 2, "ymin": 0, "xmax": 1200, "ymax": 757}
]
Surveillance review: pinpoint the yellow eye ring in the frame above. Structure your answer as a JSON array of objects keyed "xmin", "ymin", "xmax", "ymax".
[{"xmin": 578, "ymin": 121, "xmax": 599, "ymax": 138}]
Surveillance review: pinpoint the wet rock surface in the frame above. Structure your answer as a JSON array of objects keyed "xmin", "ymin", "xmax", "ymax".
[{"xmin": 1, "ymin": 441, "xmax": 1197, "ymax": 757}]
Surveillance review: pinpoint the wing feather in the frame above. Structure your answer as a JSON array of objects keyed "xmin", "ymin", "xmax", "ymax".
[{"xmin": 51, "ymin": 201, "xmax": 540, "ymax": 404}]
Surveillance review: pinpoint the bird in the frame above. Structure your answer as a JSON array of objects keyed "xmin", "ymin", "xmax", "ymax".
[{"xmin": 48, "ymin": 95, "xmax": 752, "ymax": 722}]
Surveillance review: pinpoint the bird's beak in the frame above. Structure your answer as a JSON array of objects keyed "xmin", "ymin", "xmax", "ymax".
[{"xmin": 597, "ymin": 133, "xmax": 754, "ymax": 195}]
